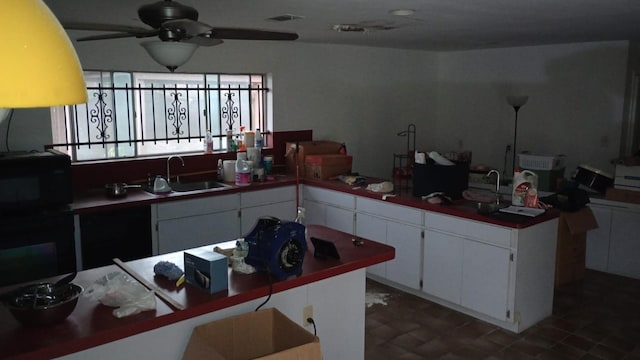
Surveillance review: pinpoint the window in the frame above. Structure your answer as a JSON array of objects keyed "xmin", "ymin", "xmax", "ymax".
[{"xmin": 50, "ymin": 71, "xmax": 269, "ymax": 161}]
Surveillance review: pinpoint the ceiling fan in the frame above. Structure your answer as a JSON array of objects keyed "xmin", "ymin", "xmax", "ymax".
[{"xmin": 63, "ymin": 0, "xmax": 299, "ymax": 71}]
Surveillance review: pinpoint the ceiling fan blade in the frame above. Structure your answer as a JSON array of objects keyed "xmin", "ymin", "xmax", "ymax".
[
  {"xmin": 62, "ymin": 21, "xmax": 151, "ymax": 34},
  {"xmin": 76, "ymin": 31, "xmax": 159, "ymax": 42},
  {"xmin": 163, "ymin": 19, "xmax": 212, "ymax": 36},
  {"xmin": 208, "ymin": 28, "xmax": 299, "ymax": 41},
  {"xmin": 183, "ymin": 37, "xmax": 224, "ymax": 47}
]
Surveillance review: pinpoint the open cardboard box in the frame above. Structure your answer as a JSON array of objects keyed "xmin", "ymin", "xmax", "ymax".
[
  {"xmin": 285, "ymin": 141, "xmax": 344, "ymax": 174},
  {"xmin": 182, "ymin": 308, "xmax": 322, "ymax": 360},
  {"xmin": 555, "ymin": 207, "xmax": 599, "ymax": 287}
]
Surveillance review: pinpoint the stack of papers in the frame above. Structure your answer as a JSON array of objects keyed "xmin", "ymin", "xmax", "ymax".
[{"xmin": 499, "ymin": 206, "xmax": 546, "ymax": 217}]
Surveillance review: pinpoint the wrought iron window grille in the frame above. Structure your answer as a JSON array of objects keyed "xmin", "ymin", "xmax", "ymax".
[{"xmin": 49, "ymin": 76, "xmax": 268, "ymax": 161}]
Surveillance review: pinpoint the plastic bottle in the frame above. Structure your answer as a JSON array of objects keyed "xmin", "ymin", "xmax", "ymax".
[
  {"xmin": 235, "ymin": 153, "xmax": 251, "ymax": 186},
  {"xmin": 217, "ymin": 159, "xmax": 223, "ymax": 181},
  {"xmin": 226, "ymin": 129, "xmax": 234, "ymax": 152},
  {"xmin": 204, "ymin": 129, "xmax": 213, "ymax": 154},
  {"xmin": 255, "ymin": 128, "xmax": 263, "ymax": 148},
  {"xmin": 512, "ymin": 169, "xmax": 538, "ymax": 206}
]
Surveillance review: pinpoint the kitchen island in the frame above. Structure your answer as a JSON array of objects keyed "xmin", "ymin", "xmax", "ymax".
[{"xmin": 0, "ymin": 225, "xmax": 394, "ymax": 360}]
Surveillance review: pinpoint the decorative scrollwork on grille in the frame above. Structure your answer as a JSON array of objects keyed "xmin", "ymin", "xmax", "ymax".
[
  {"xmin": 89, "ymin": 90, "xmax": 113, "ymax": 140},
  {"xmin": 222, "ymin": 90, "xmax": 239, "ymax": 130},
  {"xmin": 167, "ymin": 91, "xmax": 187, "ymax": 136}
]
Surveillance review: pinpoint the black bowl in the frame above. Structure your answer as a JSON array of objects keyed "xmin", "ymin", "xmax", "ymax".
[{"xmin": 5, "ymin": 283, "xmax": 82, "ymax": 327}]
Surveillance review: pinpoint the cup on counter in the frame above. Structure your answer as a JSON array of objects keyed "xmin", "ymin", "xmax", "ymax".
[{"xmin": 223, "ymin": 160, "xmax": 236, "ymax": 182}]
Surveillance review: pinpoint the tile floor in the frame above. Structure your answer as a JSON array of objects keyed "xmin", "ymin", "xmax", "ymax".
[{"xmin": 365, "ymin": 270, "xmax": 640, "ymax": 360}]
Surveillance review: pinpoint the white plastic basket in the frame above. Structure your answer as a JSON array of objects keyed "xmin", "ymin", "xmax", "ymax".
[{"xmin": 518, "ymin": 154, "xmax": 565, "ymax": 170}]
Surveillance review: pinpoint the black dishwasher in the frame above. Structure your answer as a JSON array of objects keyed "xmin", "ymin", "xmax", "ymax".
[{"xmin": 80, "ymin": 205, "xmax": 152, "ymax": 269}]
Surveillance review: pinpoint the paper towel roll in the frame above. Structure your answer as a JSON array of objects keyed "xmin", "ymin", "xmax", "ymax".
[{"xmin": 223, "ymin": 160, "xmax": 236, "ymax": 182}]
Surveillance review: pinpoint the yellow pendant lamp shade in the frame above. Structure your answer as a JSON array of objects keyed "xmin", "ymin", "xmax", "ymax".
[{"xmin": 0, "ymin": 0, "xmax": 87, "ymax": 108}]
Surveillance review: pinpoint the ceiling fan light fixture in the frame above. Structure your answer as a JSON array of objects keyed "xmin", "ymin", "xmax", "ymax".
[
  {"xmin": 141, "ymin": 41, "xmax": 198, "ymax": 72},
  {"xmin": 1, "ymin": 0, "xmax": 87, "ymax": 108}
]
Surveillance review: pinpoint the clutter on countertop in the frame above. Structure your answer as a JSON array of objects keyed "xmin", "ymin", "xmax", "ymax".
[
  {"xmin": 336, "ymin": 174, "xmax": 367, "ymax": 186},
  {"xmin": 540, "ymin": 180, "xmax": 590, "ymax": 212},
  {"xmin": 83, "ymin": 271, "xmax": 156, "ymax": 318},
  {"xmin": 153, "ymin": 261, "xmax": 184, "ymax": 281},
  {"xmin": 422, "ymin": 192, "xmax": 452, "ymax": 205},
  {"xmin": 366, "ymin": 181, "xmax": 394, "ymax": 193},
  {"xmin": 184, "ymin": 249, "xmax": 228, "ymax": 294},
  {"xmin": 153, "ymin": 261, "xmax": 185, "ymax": 287}
]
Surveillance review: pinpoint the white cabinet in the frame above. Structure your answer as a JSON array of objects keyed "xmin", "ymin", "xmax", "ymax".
[
  {"xmin": 356, "ymin": 197, "xmax": 423, "ymax": 290},
  {"xmin": 586, "ymin": 202, "xmax": 640, "ymax": 280},
  {"xmin": 154, "ymin": 194, "xmax": 240, "ymax": 254},
  {"xmin": 608, "ymin": 209, "xmax": 640, "ymax": 278},
  {"xmin": 355, "ymin": 213, "xmax": 386, "ymax": 278},
  {"xmin": 302, "ymin": 186, "xmax": 355, "ymax": 234},
  {"xmin": 423, "ymin": 230, "xmax": 463, "ymax": 304},
  {"xmin": 423, "ymin": 212, "xmax": 511, "ymax": 322},
  {"xmin": 422, "ymin": 210, "xmax": 557, "ymax": 332},
  {"xmin": 585, "ymin": 204, "xmax": 612, "ymax": 272},
  {"xmin": 460, "ymin": 240, "xmax": 510, "ymax": 321},
  {"xmin": 239, "ymin": 186, "xmax": 296, "ymax": 235}
]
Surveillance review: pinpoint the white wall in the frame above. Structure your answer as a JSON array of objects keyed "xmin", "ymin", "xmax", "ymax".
[
  {"xmin": 0, "ymin": 39, "xmax": 629, "ymax": 179},
  {"xmin": 432, "ymin": 41, "xmax": 628, "ymax": 177}
]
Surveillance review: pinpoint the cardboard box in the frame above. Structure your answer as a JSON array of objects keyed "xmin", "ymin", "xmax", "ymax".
[
  {"xmin": 605, "ymin": 187, "xmax": 640, "ymax": 204},
  {"xmin": 184, "ymin": 248, "xmax": 228, "ymax": 294},
  {"xmin": 182, "ymin": 308, "xmax": 322, "ymax": 360},
  {"xmin": 555, "ymin": 207, "xmax": 599, "ymax": 287},
  {"xmin": 304, "ymin": 154, "xmax": 352, "ymax": 180},
  {"xmin": 285, "ymin": 141, "xmax": 343, "ymax": 174}
]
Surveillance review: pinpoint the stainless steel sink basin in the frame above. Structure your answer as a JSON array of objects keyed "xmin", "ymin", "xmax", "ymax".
[
  {"xmin": 169, "ymin": 180, "xmax": 230, "ymax": 192},
  {"xmin": 144, "ymin": 180, "xmax": 231, "ymax": 194}
]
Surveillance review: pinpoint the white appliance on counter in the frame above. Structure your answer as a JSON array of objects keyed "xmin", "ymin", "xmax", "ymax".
[{"xmin": 614, "ymin": 165, "xmax": 640, "ymax": 191}]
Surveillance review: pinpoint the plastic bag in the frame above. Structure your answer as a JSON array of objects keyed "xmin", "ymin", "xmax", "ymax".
[{"xmin": 84, "ymin": 271, "xmax": 156, "ymax": 318}]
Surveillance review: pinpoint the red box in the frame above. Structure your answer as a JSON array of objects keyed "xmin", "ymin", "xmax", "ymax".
[{"xmin": 304, "ymin": 154, "xmax": 353, "ymax": 180}]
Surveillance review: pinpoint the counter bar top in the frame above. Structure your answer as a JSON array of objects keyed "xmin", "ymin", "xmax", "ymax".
[
  {"xmin": 0, "ymin": 225, "xmax": 394, "ymax": 360},
  {"xmin": 72, "ymin": 175, "xmax": 558, "ymax": 228}
]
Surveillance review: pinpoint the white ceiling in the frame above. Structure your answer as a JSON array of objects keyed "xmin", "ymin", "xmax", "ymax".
[{"xmin": 46, "ymin": 0, "xmax": 640, "ymax": 51}]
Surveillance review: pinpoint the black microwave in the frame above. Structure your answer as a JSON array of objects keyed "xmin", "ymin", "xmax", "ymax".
[{"xmin": 0, "ymin": 149, "xmax": 72, "ymax": 213}]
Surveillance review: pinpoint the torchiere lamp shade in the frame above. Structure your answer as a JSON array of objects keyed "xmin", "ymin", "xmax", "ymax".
[{"xmin": 0, "ymin": 0, "xmax": 87, "ymax": 108}]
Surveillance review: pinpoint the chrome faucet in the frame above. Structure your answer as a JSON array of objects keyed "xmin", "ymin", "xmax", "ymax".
[
  {"xmin": 167, "ymin": 155, "xmax": 185, "ymax": 183},
  {"xmin": 487, "ymin": 169, "xmax": 502, "ymax": 204}
]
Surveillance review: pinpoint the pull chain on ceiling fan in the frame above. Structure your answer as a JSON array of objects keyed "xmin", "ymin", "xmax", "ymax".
[{"xmin": 63, "ymin": 0, "xmax": 298, "ymax": 71}]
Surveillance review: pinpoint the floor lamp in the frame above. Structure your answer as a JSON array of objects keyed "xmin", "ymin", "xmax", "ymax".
[{"xmin": 506, "ymin": 95, "xmax": 529, "ymax": 177}]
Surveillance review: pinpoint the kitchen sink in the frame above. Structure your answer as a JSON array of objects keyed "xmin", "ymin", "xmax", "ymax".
[
  {"xmin": 170, "ymin": 180, "xmax": 231, "ymax": 192},
  {"xmin": 144, "ymin": 180, "xmax": 231, "ymax": 194}
]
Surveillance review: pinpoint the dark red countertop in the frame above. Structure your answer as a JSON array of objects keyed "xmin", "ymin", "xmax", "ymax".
[
  {"xmin": 72, "ymin": 175, "xmax": 557, "ymax": 228},
  {"xmin": 301, "ymin": 178, "xmax": 559, "ymax": 229},
  {"xmin": 0, "ymin": 225, "xmax": 394, "ymax": 360},
  {"xmin": 71, "ymin": 175, "xmax": 298, "ymax": 214}
]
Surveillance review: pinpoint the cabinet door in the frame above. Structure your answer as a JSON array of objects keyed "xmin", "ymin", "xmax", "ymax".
[
  {"xmin": 304, "ymin": 200, "xmax": 354, "ymax": 234},
  {"xmin": 386, "ymin": 221, "xmax": 422, "ymax": 290},
  {"xmin": 608, "ymin": 210, "xmax": 640, "ymax": 279},
  {"xmin": 325, "ymin": 206, "xmax": 354, "ymax": 234},
  {"xmin": 304, "ymin": 200, "xmax": 325, "ymax": 227},
  {"xmin": 461, "ymin": 240, "xmax": 510, "ymax": 321},
  {"xmin": 157, "ymin": 210, "xmax": 239, "ymax": 254},
  {"xmin": 356, "ymin": 212, "xmax": 387, "ymax": 278},
  {"xmin": 585, "ymin": 205, "xmax": 612, "ymax": 272},
  {"xmin": 423, "ymin": 229, "xmax": 463, "ymax": 304},
  {"xmin": 240, "ymin": 200, "xmax": 296, "ymax": 235}
]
